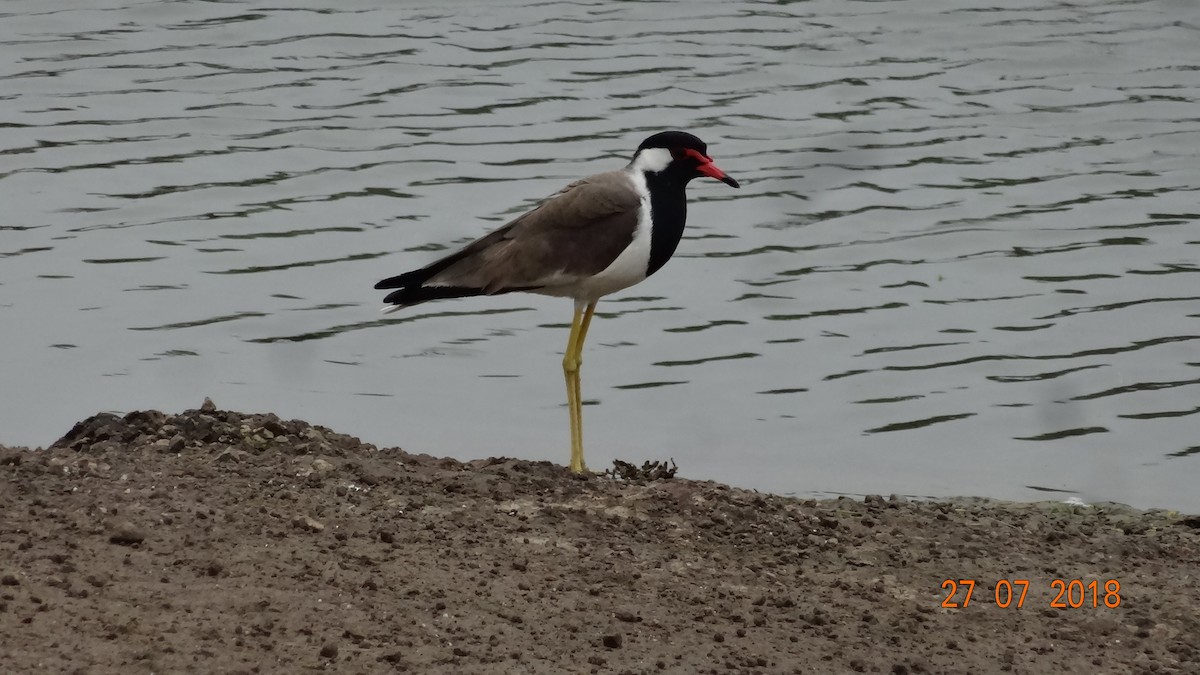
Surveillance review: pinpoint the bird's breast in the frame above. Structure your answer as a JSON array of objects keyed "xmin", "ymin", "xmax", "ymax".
[
  {"xmin": 644, "ymin": 176, "xmax": 689, "ymax": 277},
  {"xmin": 564, "ymin": 177, "xmax": 653, "ymax": 302}
]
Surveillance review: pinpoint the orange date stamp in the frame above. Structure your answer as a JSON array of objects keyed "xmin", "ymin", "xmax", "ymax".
[{"xmin": 940, "ymin": 579, "xmax": 1122, "ymax": 609}]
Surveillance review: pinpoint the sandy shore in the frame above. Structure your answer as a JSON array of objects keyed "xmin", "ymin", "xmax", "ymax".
[{"xmin": 2, "ymin": 405, "xmax": 1198, "ymax": 674}]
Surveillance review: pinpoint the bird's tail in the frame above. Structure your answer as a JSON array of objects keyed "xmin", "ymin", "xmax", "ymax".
[
  {"xmin": 376, "ymin": 284, "xmax": 487, "ymax": 312},
  {"xmin": 375, "ymin": 264, "xmax": 486, "ymax": 311},
  {"xmin": 374, "ymin": 235, "xmax": 518, "ymax": 311}
]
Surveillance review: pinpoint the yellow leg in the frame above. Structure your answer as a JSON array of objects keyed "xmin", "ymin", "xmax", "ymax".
[{"xmin": 563, "ymin": 301, "xmax": 597, "ymax": 473}]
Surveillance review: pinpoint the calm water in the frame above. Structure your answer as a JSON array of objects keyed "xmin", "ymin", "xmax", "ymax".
[{"xmin": 3, "ymin": 0, "xmax": 1198, "ymax": 511}]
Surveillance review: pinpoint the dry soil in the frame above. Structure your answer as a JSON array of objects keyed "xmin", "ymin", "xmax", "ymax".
[{"xmin": 2, "ymin": 404, "xmax": 1198, "ymax": 674}]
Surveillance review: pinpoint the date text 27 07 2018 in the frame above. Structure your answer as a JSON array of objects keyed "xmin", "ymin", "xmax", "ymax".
[{"xmin": 940, "ymin": 579, "xmax": 1122, "ymax": 609}]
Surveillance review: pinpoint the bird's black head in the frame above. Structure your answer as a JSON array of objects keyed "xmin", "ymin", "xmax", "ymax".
[
  {"xmin": 638, "ymin": 130, "xmax": 709, "ymax": 155},
  {"xmin": 633, "ymin": 131, "xmax": 740, "ymax": 188}
]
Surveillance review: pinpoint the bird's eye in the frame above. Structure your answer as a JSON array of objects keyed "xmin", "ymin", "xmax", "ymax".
[{"xmin": 670, "ymin": 147, "xmax": 686, "ymax": 160}]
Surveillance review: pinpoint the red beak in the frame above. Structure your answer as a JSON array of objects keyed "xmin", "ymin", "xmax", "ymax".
[{"xmin": 685, "ymin": 148, "xmax": 740, "ymax": 188}]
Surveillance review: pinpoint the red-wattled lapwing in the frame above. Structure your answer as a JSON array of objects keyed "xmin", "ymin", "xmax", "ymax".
[{"xmin": 375, "ymin": 131, "xmax": 739, "ymax": 473}]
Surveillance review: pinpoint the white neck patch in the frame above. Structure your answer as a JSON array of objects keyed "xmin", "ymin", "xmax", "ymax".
[{"xmin": 628, "ymin": 147, "xmax": 672, "ymax": 175}]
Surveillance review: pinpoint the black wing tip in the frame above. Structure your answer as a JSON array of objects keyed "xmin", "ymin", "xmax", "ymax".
[
  {"xmin": 375, "ymin": 272, "xmax": 416, "ymax": 290},
  {"xmin": 381, "ymin": 286, "xmax": 487, "ymax": 307}
]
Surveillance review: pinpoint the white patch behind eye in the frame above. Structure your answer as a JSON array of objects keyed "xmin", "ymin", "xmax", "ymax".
[{"xmin": 629, "ymin": 147, "xmax": 672, "ymax": 174}]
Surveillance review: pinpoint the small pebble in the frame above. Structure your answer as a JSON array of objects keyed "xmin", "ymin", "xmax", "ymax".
[
  {"xmin": 293, "ymin": 515, "xmax": 324, "ymax": 532},
  {"xmin": 108, "ymin": 522, "xmax": 146, "ymax": 546}
]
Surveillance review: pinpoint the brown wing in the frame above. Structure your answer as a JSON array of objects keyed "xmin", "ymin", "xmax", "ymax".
[{"xmin": 423, "ymin": 170, "xmax": 641, "ymax": 293}]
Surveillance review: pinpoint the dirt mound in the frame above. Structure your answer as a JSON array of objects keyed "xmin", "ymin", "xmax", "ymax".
[
  {"xmin": 2, "ymin": 405, "xmax": 1198, "ymax": 673},
  {"xmin": 51, "ymin": 400, "xmax": 373, "ymax": 459}
]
